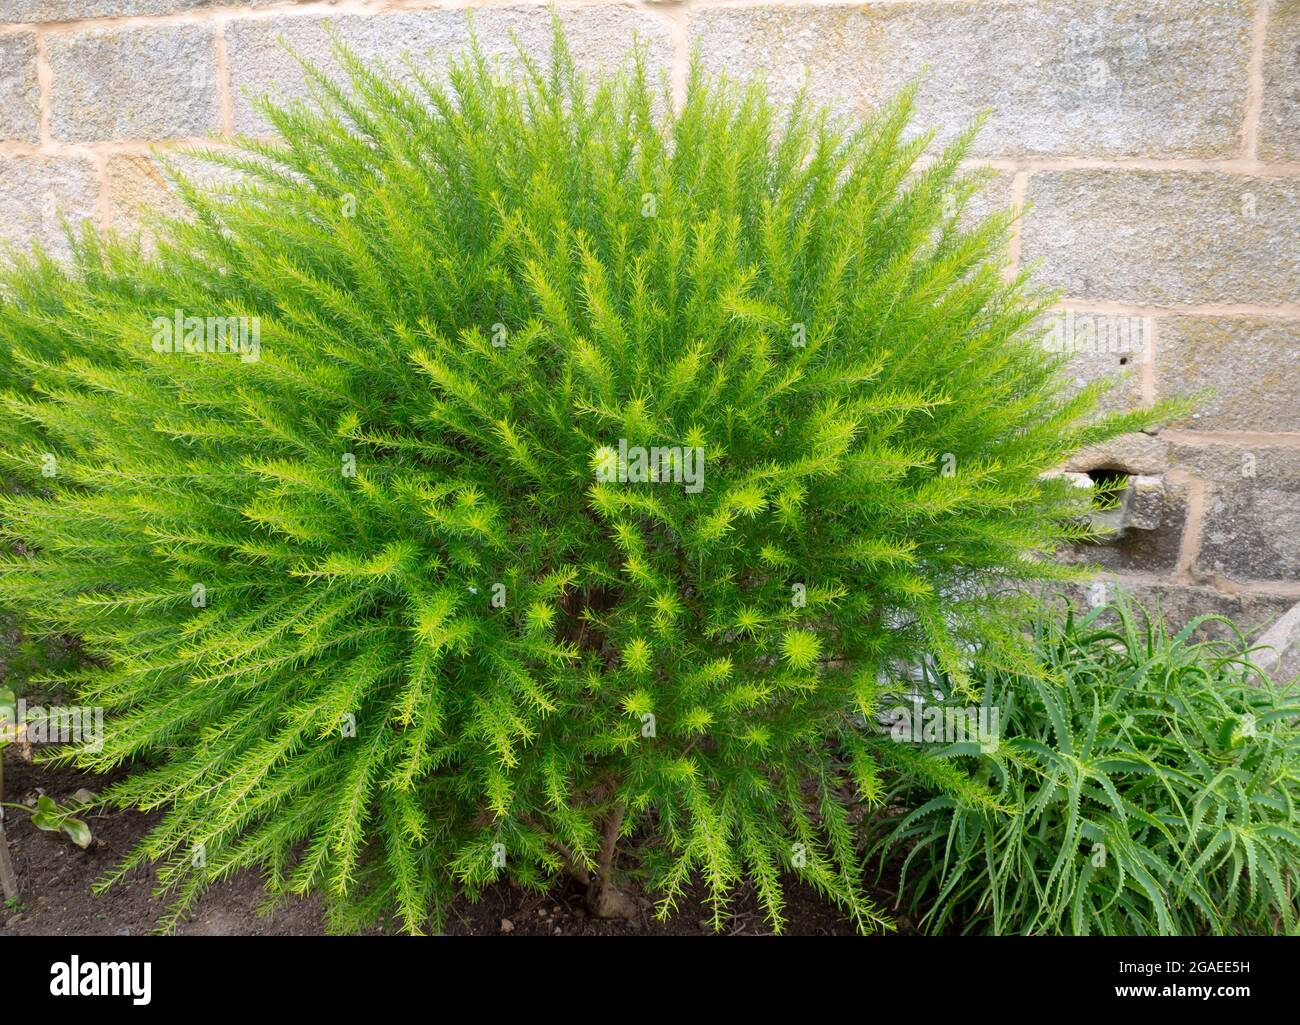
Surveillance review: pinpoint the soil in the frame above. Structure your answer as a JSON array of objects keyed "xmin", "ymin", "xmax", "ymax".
[{"xmin": 1, "ymin": 751, "xmax": 902, "ymax": 937}]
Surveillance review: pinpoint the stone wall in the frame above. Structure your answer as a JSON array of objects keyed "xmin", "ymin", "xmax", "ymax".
[{"xmin": 0, "ymin": 0, "xmax": 1296, "ymax": 666}]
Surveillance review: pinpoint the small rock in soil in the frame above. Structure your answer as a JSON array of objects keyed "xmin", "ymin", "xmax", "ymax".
[{"xmin": 500, "ymin": 918, "xmax": 514, "ymax": 933}]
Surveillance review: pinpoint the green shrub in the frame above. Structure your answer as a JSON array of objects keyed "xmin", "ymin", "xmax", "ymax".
[
  {"xmin": 1, "ymin": 477, "xmax": 86, "ymax": 700},
  {"xmin": 872, "ymin": 591, "xmax": 1300, "ymax": 935},
  {"xmin": 0, "ymin": 25, "xmax": 1160, "ymax": 933}
]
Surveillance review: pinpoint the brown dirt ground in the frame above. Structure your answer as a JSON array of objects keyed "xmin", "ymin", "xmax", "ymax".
[{"xmin": 1, "ymin": 752, "xmax": 905, "ymax": 937}]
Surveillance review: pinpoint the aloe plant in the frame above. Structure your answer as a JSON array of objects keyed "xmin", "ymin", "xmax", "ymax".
[{"xmin": 871, "ymin": 592, "xmax": 1300, "ymax": 935}]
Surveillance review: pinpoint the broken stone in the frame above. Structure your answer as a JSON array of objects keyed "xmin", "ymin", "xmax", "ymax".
[
  {"xmin": 1045, "ymin": 470, "xmax": 1095, "ymax": 490},
  {"xmin": 1253, "ymin": 600, "xmax": 1300, "ymax": 683}
]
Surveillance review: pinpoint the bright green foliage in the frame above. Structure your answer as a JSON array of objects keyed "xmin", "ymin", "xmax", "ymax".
[
  {"xmin": 1, "ymin": 483, "xmax": 86, "ymax": 701},
  {"xmin": 0, "ymin": 24, "xmax": 1155, "ymax": 933},
  {"xmin": 1, "ymin": 687, "xmax": 93, "ymax": 853},
  {"xmin": 872, "ymin": 592, "xmax": 1300, "ymax": 935}
]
